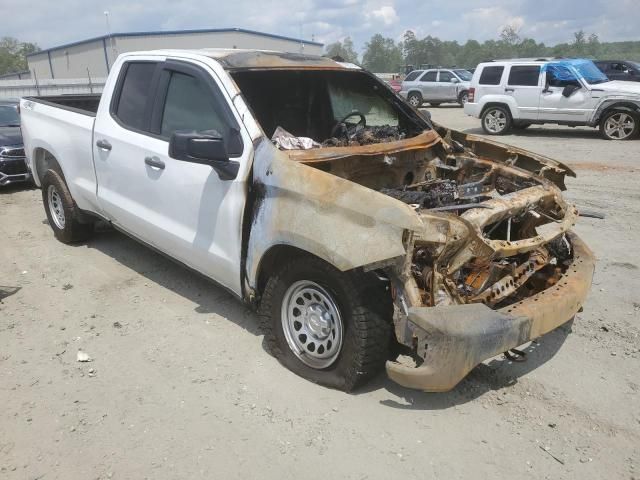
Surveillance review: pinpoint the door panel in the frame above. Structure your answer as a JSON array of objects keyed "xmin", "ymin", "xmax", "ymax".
[
  {"xmin": 436, "ymin": 70, "xmax": 457, "ymax": 101},
  {"xmin": 505, "ymin": 65, "xmax": 542, "ymax": 120},
  {"xmin": 93, "ymin": 58, "xmax": 250, "ymax": 295},
  {"xmin": 418, "ymin": 71, "xmax": 438, "ymax": 99},
  {"xmin": 538, "ymin": 65, "xmax": 595, "ymax": 123}
]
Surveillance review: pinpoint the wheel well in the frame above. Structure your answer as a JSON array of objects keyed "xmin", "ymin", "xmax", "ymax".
[
  {"xmin": 33, "ymin": 148, "xmax": 63, "ymax": 185},
  {"xmin": 407, "ymin": 90, "xmax": 422, "ymax": 98},
  {"xmin": 256, "ymin": 245, "xmax": 325, "ymax": 297},
  {"xmin": 480, "ymin": 102, "xmax": 513, "ymax": 118},
  {"xmin": 596, "ymin": 102, "xmax": 640, "ymax": 124}
]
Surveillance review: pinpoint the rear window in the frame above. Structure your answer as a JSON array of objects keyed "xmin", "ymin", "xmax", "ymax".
[
  {"xmin": 404, "ymin": 71, "xmax": 422, "ymax": 81},
  {"xmin": 508, "ymin": 66, "xmax": 540, "ymax": 86},
  {"xmin": 479, "ymin": 66, "xmax": 504, "ymax": 85},
  {"xmin": 420, "ymin": 71, "xmax": 437, "ymax": 82},
  {"xmin": 113, "ymin": 62, "xmax": 157, "ymax": 131}
]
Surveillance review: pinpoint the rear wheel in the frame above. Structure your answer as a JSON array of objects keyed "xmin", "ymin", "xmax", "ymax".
[
  {"xmin": 429, "ymin": 102, "xmax": 441, "ymax": 107},
  {"xmin": 481, "ymin": 106, "xmax": 512, "ymax": 135},
  {"xmin": 458, "ymin": 91, "xmax": 469, "ymax": 105},
  {"xmin": 259, "ymin": 255, "xmax": 392, "ymax": 391},
  {"xmin": 42, "ymin": 170, "xmax": 93, "ymax": 243},
  {"xmin": 513, "ymin": 122, "xmax": 531, "ymax": 130},
  {"xmin": 407, "ymin": 92, "xmax": 423, "ymax": 108},
  {"xmin": 599, "ymin": 110, "xmax": 638, "ymax": 140}
]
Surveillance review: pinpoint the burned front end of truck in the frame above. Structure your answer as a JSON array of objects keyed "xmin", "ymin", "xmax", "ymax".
[{"xmin": 227, "ymin": 51, "xmax": 595, "ymax": 391}]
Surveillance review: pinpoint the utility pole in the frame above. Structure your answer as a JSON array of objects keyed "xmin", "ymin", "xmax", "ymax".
[{"xmin": 104, "ymin": 11, "xmax": 118, "ymax": 66}]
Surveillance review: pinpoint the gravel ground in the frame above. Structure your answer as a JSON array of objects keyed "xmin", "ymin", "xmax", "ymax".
[{"xmin": 1, "ymin": 107, "xmax": 639, "ymax": 479}]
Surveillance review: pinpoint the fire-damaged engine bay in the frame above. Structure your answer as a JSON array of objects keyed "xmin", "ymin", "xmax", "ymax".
[{"xmin": 233, "ymin": 67, "xmax": 576, "ymax": 311}]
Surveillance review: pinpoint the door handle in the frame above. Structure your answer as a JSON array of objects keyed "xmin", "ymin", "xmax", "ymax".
[
  {"xmin": 504, "ymin": 88, "xmax": 515, "ymax": 93},
  {"xmin": 144, "ymin": 156, "xmax": 165, "ymax": 170},
  {"xmin": 96, "ymin": 139, "xmax": 112, "ymax": 151}
]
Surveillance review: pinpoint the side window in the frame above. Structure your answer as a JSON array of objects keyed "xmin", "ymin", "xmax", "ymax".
[
  {"xmin": 546, "ymin": 65, "xmax": 580, "ymax": 88},
  {"xmin": 113, "ymin": 62, "xmax": 157, "ymax": 131},
  {"xmin": 611, "ymin": 63, "xmax": 626, "ymax": 72},
  {"xmin": 478, "ymin": 66, "xmax": 504, "ymax": 85},
  {"xmin": 438, "ymin": 71, "xmax": 454, "ymax": 82},
  {"xmin": 404, "ymin": 71, "xmax": 422, "ymax": 81},
  {"xmin": 420, "ymin": 71, "xmax": 437, "ymax": 82},
  {"xmin": 159, "ymin": 70, "xmax": 241, "ymax": 156},
  {"xmin": 507, "ymin": 66, "xmax": 541, "ymax": 86}
]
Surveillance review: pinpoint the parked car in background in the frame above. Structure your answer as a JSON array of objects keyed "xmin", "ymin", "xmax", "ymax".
[
  {"xmin": 464, "ymin": 59, "xmax": 640, "ymax": 140},
  {"xmin": 400, "ymin": 68, "xmax": 472, "ymax": 107},
  {"xmin": 594, "ymin": 60, "xmax": 640, "ymax": 82},
  {"xmin": 0, "ymin": 100, "xmax": 30, "ymax": 186}
]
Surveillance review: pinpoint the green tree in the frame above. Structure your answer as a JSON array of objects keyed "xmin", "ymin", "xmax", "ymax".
[
  {"xmin": 362, "ymin": 34, "xmax": 403, "ymax": 72},
  {"xmin": 324, "ymin": 37, "xmax": 359, "ymax": 64},
  {"xmin": 0, "ymin": 37, "xmax": 38, "ymax": 75}
]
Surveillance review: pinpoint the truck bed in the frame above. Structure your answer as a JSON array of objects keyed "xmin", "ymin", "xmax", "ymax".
[{"xmin": 25, "ymin": 94, "xmax": 101, "ymax": 117}]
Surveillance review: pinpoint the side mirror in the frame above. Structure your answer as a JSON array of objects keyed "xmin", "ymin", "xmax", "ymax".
[
  {"xmin": 450, "ymin": 77, "xmax": 460, "ymax": 83},
  {"xmin": 169, "ymin": 130, "xmax": 239, "ymax": 181},
  {"xmin": 562, "ymin": 85, "xmax": 581, "ymax": 97}
]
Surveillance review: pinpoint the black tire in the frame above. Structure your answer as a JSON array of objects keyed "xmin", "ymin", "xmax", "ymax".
[
  {"xmin": 481, "ymin": 105, "xmax": 512, "ymax": 135},
  {"xmin": 599, "ymin": 109, "xmax": 639, "ymax": 140},
  {"xmin": 457, "ymin": 91, "xmax": 469, "ymax": 105},
  {"xmin": 407, "ymin": 92, "xmax": 423, "ymax": 108},
  {"xmin": 258, "ymin": 255, "xmax": 393, "ymax": 392},
  {"xmin": 41, "ymin": 169, "xmax": 93, "ymax": 243},
  {"xmin": 429, "ymin": 102, "xmax": 441, "ymax": 107}
]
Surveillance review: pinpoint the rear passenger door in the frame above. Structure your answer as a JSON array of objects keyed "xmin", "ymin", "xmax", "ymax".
[
  {"xmin": 505, "ymin": 65, "xmax": 542, "ymax": 120},
  {"xmin": 93, "ymin": 57, "xmax": 251, "ymax": 295},
  {"xmin": 418, "ymin": 71, "xmax": 438, "ymax": 100}
]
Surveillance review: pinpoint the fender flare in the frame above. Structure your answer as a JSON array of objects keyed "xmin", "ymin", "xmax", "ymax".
[{"xmin": 592, "ymin": 100, "xmax": 640, "ymax": 126}]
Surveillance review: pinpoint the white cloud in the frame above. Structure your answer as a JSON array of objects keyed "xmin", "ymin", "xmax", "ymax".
[{"xmin": 369, "ymin": 6, "xmax": 399, "ymax": 26}]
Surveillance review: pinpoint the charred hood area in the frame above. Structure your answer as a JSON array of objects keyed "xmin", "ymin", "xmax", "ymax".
[{"xmin": 235, "ymin": 65, "xmax": 576, "ymax": 315}]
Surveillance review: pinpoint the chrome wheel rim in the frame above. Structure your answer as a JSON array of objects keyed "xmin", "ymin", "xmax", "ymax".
[
  {"xmin": 460, "ymin": 93, "xmax": 468, "ymax": 104},
  {"xmin": 408, "ymin": 95, "xmax": 420, "ymax": 107},
  {"xmin": 47, "ymin": 185, "xmax": 65, "ymax": 229},
  {"xmin": 484, "ymin": 109, "xmax": 507, "ymax": 133},
  {"xmin": 281, "ymin": 280, "xmax": 343, "ymax": 369},
  {"xmin": 604, "ymin": 113, "xmax": 635, "ymax": 139}
]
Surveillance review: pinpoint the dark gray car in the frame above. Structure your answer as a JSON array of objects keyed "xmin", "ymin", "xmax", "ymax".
[{"xmin": 0, "ymin": 100, "xmax": 30, "ymax": 186}]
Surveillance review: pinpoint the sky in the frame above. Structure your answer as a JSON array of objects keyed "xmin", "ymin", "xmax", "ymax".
[{"xmin": 3, "ymin": 0, "xmax": 638, "ymax": 53}]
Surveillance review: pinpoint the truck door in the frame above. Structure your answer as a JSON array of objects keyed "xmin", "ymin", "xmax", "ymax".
[
  {"xmin": 503, "ymin": 65, "xmax": 542, "ymax": 120},
  {"xmin": 92, "ymin": 58, "xmax": 251, "ymax": 296},
  {"xmin": 538, "ymin": 64, "xmax": 594, "ymax": 123}
]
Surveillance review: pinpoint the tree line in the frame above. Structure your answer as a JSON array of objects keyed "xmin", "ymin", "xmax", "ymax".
[
  {"xmin": 325, "ymin": 27, "xmax": 640, "ymax": 73},
  {"xmin": 0, "ymin": 37, "xmax": 38, "ymax": 76}
]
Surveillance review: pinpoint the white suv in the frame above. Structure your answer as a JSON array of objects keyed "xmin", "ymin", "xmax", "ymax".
[
  {"xmin": 400, "ymin": 69, "xmax": 472, "ymax": 107},
  {"xmin": 464, "ymin": 59, "xmax": 640, "ymax": 140}
]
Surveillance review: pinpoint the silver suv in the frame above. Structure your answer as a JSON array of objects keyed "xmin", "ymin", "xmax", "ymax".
[{"xmin": 400, "ymin": 69, "xmax": 472, "ymax": 107}]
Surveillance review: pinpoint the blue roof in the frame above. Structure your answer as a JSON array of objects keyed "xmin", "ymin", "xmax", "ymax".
[{"xmin": 26, "ymin": 27, "xmax": 324, "ymax": 57}]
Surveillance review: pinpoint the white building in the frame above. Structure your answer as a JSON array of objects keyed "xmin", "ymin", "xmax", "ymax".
[{"xmin": 27, "ymin": 28, "xmax": 324, "ymax": 80}]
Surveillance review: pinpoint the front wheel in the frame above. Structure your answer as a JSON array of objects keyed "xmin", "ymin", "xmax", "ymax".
[
  {"xmin": 599, "ymin": 110, "xmax": 638, "ymax": 140},
  {"xmin": 42, "ymin": 169, "xmax": 93, "ymax": 243},
  {"xmin": 407, "ymin": 92, "xmax": 423, "ymax": 108},
  {"xmin": 258, "ymin": 255, "xmax": 392, "ymax": 391},
  {"xmin": 481, "ymin": 106, "xmax": 512, "ymax": 135}
]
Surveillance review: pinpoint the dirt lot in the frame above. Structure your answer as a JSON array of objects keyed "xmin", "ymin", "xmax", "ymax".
[{"xmin": 2, "ymin": 107, "xmax": 639, "ymax": 479}]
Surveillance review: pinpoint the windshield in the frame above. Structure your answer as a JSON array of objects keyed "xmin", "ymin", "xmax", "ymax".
[
  {"xmin": 328, "ymin": 79, "xmax": 398, "ymax": 126},
  {"xmin": 548, "ymin": 59, "xmax": 609, "ymax": 85},
  {"xmin": 0, "ymin": 105, "xmax": 20, "ymax": 127},
  {"xmin": 453, "ymin": 69, "xmax": 473, "ymax": 81},
  {"xmin": 630, "ymin": 61, "xmax": 640, "ymax": 70}
]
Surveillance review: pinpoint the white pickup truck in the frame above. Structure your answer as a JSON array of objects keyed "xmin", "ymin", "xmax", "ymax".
[{"xmin": 21, "ymin": 49, "xmax": 595, "ymax": 392}]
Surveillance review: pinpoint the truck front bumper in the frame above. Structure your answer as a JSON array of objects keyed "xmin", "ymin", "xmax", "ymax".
[{"xmin": 385, "ymin": 232, "xmax": 595, "ymax": 392}]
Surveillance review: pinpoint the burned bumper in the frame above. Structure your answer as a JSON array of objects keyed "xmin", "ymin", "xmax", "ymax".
[{"xmin": 386, "ymin": 232, "xmax": 594, "ymax": 392}]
